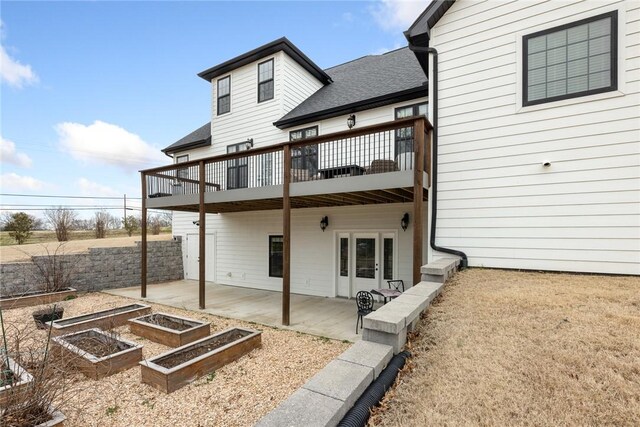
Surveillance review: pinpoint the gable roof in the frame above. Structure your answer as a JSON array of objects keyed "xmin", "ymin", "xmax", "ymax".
[
  {"xmin": 404, "ymin": 0, "xmax": 456, "ymax": 72},
  {"xmin": 198, "ymin": 37, "xmax": 332, "ymax": 85},
  {"xmin": 274, "ymin": 47, "xmax": 427, "ymax": 129},
  {"xmin": 162, "ymin": 122, "xmax": 211, "ymax": 154}
]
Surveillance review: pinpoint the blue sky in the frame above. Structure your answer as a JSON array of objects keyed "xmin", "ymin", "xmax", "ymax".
[{"xmin": 1, "ymin": 0, "xmax": 425, "ymax": 219}]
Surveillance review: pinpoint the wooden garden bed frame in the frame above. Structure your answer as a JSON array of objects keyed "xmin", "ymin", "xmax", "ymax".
[
  {"xmin": 0, "ymin": 288, "xmax": 77, "ymax": 310},
  {"xmin": 47, "ymin": 303, "xmax": 151, "ymax": 336},
  {"xmin": 52, "ymin": 328, "xmax": 143, "ymax": 379},
  {"xmin": 129, "ymin": 312, "xmax": 210, "ymax": 347},
  {"xmin": 0, "ymin": 356, "xmax": 34, "ymax": 406},
  {"xmin": 140, "ymin": 327, "xmax": 261, "ymax": 393}
]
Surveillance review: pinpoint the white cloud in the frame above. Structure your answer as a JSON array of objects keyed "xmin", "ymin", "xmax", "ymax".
[
  {"xmin": 371, "ymin": 0, "xmax": 426, "ymax": 32},
  {"xmin": 76, "ymin": 178, "xmax": 121, "ymax": 198},
  {"xmin": 56, "ymin": 120, "xmax": 166, "ymax": 172},
  {"xmin": 0, "ymin": 43, "xmax": 38, "ymax": 88},
  {"xmin": 0, "ymin": 172, "xmax": 47, "ymax": 191},
  {"xmin": 0, "ymin": 136, "xmax": 32, "ymax": 167}
]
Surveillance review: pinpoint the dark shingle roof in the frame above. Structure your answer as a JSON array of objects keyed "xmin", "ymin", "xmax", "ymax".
[
  {"xmin": 162, "ymin": 122, "xmax": 211, "ymax": 154},
  {"xmin": 274, "ymin": 47, "xmax": 427, "ymax": 128}
]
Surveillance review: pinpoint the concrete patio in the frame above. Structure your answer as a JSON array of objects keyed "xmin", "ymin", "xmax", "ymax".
[{"xmin": 105, "ymin": 280, "xmax": 367, "ymax": 342}]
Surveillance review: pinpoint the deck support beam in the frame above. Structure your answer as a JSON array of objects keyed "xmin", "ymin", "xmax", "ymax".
[
  {"xmin": 199, "ymin": 160, "xmax": 206, "ymax": 309},
  {"xmin": 283, "ymin": 145, "xmax": 291, "ymax": 326},
  {"xmin": 413, "ymin": 118, "xmax": 425, "ymax": 285},
  {"xmin": 141, "ymin": 173, "xmax": 147, "ymax": 298}
]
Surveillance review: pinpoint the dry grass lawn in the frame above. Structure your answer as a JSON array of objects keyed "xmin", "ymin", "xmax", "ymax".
[{"xmin": 371, "ymin": 268, "xmax": 640, "ymax": 426}]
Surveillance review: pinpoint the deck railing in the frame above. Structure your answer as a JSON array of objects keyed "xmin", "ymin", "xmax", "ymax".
[{"xmin": 142, "ymin": 116, "xmax": 431, "ymax": 199}]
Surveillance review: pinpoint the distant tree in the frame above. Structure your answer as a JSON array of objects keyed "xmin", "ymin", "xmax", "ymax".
[
  {"xmin": 3, "ymin": 212, "xmax": 37, "ymax": 244},
  {"xmin": 44, "ymin": 207, "xmax": 78, "ymax": 242},
  {"xmin": 148, "ymin": 214, "xmax": 162, "ymax": 235},
  {"xmin": 122, "ymin": 215, "xmax": 140, "ymax": 237},
  {"xmin": 92, "ymin": 210, "xmax": 119, "ymax": 238}
]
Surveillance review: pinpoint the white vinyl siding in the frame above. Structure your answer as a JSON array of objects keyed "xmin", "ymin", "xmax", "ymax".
[
  {"xmin": 429, "ymin": 0, "xmax": 640, "ymax": 275},
  {"xmin": 172, "ymin": 203, "xmax": 423, "ymax": 296}
]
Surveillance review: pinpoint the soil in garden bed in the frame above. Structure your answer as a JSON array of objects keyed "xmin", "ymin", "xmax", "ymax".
[
  {"xmin": 64, "ymin": 331, "xmax": 132, "ymax": 358},
  {"xmin": 2, "ymin": 404, "xmax": 52, "ymax": 427},
  {"xmin": 142, "ymin": 314, "xmax": 198, "ymax": 331},
  {"xmin": 54, "ymin": 304, "xmax": 146, "ymax": 326},
  {"xmin": 0, "ymin": 288, "xmax": 73, "ymax": 299},
  {"xmin": 155, "ymin": 329, "xmax": 251, "ymax": 369}
]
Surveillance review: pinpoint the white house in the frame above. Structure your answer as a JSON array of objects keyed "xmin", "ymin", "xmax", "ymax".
[{"xmin": 140, "ymin": 0, "xmax": 639, "ymax": 324}]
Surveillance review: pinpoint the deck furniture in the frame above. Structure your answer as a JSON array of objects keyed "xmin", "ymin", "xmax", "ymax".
[
  {"xmin": 319, "ymin": 165, "xmax": 365, "ymax": 179},
  {"xmin": 356, "ymin": 291, "xmax": 375, "ymax": 334}
]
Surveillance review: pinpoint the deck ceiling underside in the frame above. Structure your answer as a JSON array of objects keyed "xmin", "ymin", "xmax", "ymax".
[{"xmin": 156, "ymin": 187, "xmax": 427, "ymax": 213}]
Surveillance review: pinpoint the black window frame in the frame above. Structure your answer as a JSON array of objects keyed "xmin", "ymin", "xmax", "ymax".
[
  {"xmin": 217, "ymin": 75, "xmax": 231, "ymax": 115},
  {"xmin": 176, "ymin": 154, "xmax": 189, "ymax": 180},
  {"xmin": 226, "ymin": 141, "xmax": 248, "ymax": 189},
  {"xmin": 523, "ymin": 10, "xmax": 617, "ymax": 107},
  {"xmin": 268, "ymin": 235, "xmax": 283, "ymax": 278},
  {"xmin": 289, "ymin": 126, "xmax": 319, "ymax": 177},
  {"xmin": 258, "ymin": 59, "xmax": 274, "ymax": 103},
  {"xmin": 394, "ymin": 102, "xmax": 427, "ymax": 157}
]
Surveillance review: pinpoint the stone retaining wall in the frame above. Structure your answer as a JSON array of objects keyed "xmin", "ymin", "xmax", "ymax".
[{"xmin": 0, "ymin": 240, "xmax": 183, "ymax": 296}]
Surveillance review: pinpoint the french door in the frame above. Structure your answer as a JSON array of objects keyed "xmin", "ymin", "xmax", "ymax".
[{"xmin": 352, "ymin": 233, "xmax": 380, "ymax": 296}]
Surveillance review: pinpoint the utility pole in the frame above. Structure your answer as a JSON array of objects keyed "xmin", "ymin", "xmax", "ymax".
[{"xmin": 123, "ymin": 194, "xmax": 127, "ymax": 227}]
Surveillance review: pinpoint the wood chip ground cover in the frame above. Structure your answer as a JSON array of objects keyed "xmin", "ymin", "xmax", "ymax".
[
  {"xmin": 370, "ymin": 268, "xmax": 640, "ymax": 426},
  {"xmin": 3, "ymin": 293, "xmax": 349, "ymax": 426}
]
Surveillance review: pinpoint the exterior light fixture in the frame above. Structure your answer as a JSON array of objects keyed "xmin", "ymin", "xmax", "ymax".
[
  {"xmin": 401, "ymin": 213, "xmax": 409, "ymax": 231},
  {"xmin": 245, "ymin": 138, "xmax": 254, "ymax": 149},
  {"xmin": 347, "ymin": 114, "xmax": 356, "ymax": 129},
  {"xmin": 320, "ymin": 216, "xmax": 329, "ymax": 232},
  {"xmin": 192, "ymin": 220, "xmax": 200, "ymax": 226}
]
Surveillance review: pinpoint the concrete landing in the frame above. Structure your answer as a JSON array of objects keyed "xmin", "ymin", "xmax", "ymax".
[{"xmin": 104, "ymin": 280, "xmax": 365, "ymax": 342}]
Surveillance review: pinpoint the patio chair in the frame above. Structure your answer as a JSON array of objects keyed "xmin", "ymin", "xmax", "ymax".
[
  {"xmin": 387, "ymin": 280, "xmax": 404, "ymax": 301},
  {"xmin": 355, "ymin": 291, "xmax": 375, "ymax": 334},
  {"xmin": 365, "ymin": 159, "xmax": 398, "ymax": 175}
]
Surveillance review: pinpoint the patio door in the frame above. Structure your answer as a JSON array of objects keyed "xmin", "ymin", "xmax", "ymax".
[
  {"xmin": 186, "ymin": 233, "xmax": 216, "ymax": 282},
  {"xmin": 352, "ymin": 233, "xmax": 379, "ymax": 296}
]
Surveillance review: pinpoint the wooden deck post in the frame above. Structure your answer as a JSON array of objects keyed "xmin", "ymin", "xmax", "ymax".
[
  {"xmin": 413, "ymin": 118, "xmax": 425, "ymax": 285},
  {"xmin": 282, "ymin": 145, "xmax": 291, "ymax": 326},
  {"xmin": 199, "ymin": 160, "xmax": 206, "ymax": 310},
  {"xmin": 140, "ymin": 173, "xmax": 147, "ymax": 298}
]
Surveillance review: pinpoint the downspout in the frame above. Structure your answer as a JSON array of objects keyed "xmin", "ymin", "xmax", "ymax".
[{"xmin": 409, "ymin": 44, "xmax": 468, "ymax": 268}]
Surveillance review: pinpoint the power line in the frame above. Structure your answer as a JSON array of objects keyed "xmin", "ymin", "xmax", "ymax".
[{"xmin": 0, "ymin": 193, "xmax": 141, "ymax": 200}]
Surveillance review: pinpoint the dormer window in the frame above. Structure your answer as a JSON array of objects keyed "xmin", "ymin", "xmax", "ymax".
[
  {"xmin": 258, "ymin": 59, "xmax": 274, "ymax": 103},
  {"xmin": 217, "ymin": 76, "xmax": 231, "ymax": 115}
]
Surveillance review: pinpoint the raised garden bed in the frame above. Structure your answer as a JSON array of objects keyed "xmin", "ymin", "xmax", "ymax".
[
  {"xmin": 36, "ymin": 406, "xmax": 66, "ymax": 427},
  {"xmin": 0, "ymin": 356, "xmax": 34, "ymax": 406},
  {"xmin": 0, "ymin": 288, "xmax": 77, "ymax": 310},
  {"xmin": 47, "ymin": 303, "xmax": 151, "ymax": 336},
  {"xmin": 140, "ymin": 327, "xmax": 261, "ymax": 393},
  {"xmin": 52, "ymin": 328, "xmax": 143, "ymax": 379},
  {"xmin": 129, "ymin": 312, "xmax": 210, "ymax": 347}
]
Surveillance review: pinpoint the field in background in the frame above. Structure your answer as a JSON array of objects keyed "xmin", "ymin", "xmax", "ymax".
[
  {"xmin": 0, "ymin": 228, "xmax": 171, "ymax": 246},
  {"xmin": 372, "ymin": 268, "xmax": 640, "ymax": 426}
]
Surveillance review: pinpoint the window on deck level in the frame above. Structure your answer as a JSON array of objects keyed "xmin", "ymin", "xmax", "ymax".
[
  {"xmin": 269, "ymin": 235, "xmax": 283, "ymax": 278},
  {"xmin": 289, "ymin": 126, "xmax": 318, "ymax": 177},
  {"xmin": 394, "ymin": 102, "xmax": 427, "ymax": 158}
]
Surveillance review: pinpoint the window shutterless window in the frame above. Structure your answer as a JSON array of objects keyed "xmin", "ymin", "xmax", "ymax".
[
  {"xmin": 226, "ymin": 142, "xmax": 248, "ymax": 189},
  {"xmin": 523, "ymin": 11, "xmax": 617, "ymax": 106},
  {"xmin": 269, "ymin": 235, "xmax": 283, "ymax": 278},
  {"xmin": 176, "ymin": 155, "xmax": 189, "ymax": 180},
  {"xmin": 217, "ymin": 76, "xmax": 231, "ymax": 115},
  {"xmin": 258, "ymin": 59, "xmax": 274, "ymax": 102},
  {"xmin": 394, "ymin": 102, "xmax": 427, "ymax": 157},
  {"xmin": 289, "ymin": 126, "xmax": 319, "ymax": 176}
]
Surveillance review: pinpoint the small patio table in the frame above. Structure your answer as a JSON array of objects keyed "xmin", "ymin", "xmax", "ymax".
[{"xmin": 371, "ymin": 288, "xmax": 402, "ymax": 304}]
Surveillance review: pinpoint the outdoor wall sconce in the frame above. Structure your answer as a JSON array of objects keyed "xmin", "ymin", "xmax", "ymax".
[
  {"xmin": 245, "ymin": 138, "xmax": 254, "ymax": 149},
  {"xmin": 401, "ymin": 213, "xmax": 409, "ymax": 231},
  {"xmin": 320, "ymin": 216, "xmax": 329, "ymax": 232},
  {"xmin": 347, "ymin": 114, "xmax": 356, "ymax": 129},
  {"xmin": 192, "ymin": 220, "xmax": 200, "ymax": 226}
]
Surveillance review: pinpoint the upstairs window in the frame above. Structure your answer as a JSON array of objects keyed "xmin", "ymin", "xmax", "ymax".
[
  {"xmin": 289, "ymin": 126, "xmax": 318, "ymax": 177},
  {"xmin": 176, "ymin": 154, "xmax": 189, "ymax": 180},
  {"xmin": 217, "ymin": 76, "xmax": 231, "ymax": 115},
  {"xmin": 523, "ymin": 11, "xmax": 617, "ymax": 106},
  {"xmin": 258, "ymin": 59, "xmax": 274, "ymax": 102}
]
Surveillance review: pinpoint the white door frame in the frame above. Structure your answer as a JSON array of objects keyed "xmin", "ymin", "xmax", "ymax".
[
  {"xmin": 185, "ymin": 233, "xmax": 216, "ymax": 282},
  {"xmin": 333, "ymin": 229, "xmax": 398, "ymax": 298}
]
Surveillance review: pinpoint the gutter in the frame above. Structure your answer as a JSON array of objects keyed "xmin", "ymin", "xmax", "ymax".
[{"xmin": 408, "ymin": 44, "xmax": 468, "ymax": 268}]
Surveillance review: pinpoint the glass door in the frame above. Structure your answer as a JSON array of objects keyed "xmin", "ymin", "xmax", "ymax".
[
  {"xmin": 336, "ymin": 233, "xmax": 350, "ymax": 297},
  {"xmin": 352, "ymin": 233, "xmax": 379, "ymax": 296}
]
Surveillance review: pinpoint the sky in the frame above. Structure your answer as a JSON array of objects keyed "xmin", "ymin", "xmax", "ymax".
[{"xmin": 0, "ymin": 0, "xmax": 427, "ymax": 220}]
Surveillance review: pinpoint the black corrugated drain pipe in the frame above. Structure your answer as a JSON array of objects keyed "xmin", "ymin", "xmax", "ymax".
[
  {"xmin": 408, "ymin": 44, "xmax": 468, "ymax": 269},
  {"xmin": 337, "ymin": 351, "xmax": 411, "ymax": 427}
]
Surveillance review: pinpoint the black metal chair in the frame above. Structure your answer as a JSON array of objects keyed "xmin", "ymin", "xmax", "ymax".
[
  {"xmin": 387, "ymin": 280, "xmax": 404, "ymax": 301},
  {"xmin": 355, "ymin": 291, "xmax": 374, "ymax": 334}
]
